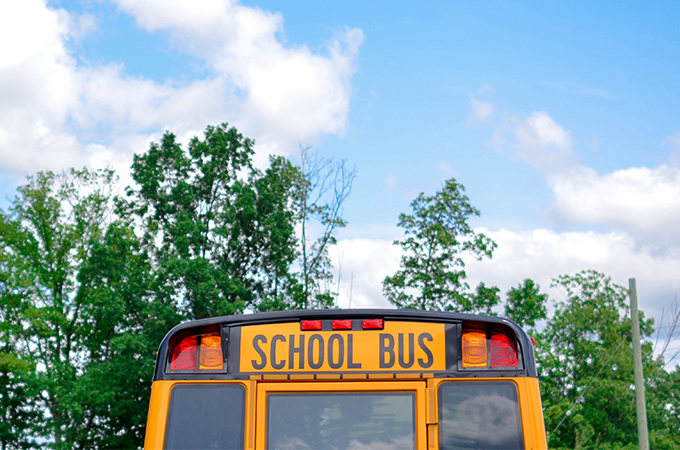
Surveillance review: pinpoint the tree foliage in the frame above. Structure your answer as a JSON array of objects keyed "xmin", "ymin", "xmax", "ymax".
[
  {"xmin": 0, "ymin": 168, "xmax": 160, "ymax": 448},
  {"xmin": 295, "ymin": 145, "xmax": 356, "ymax": 310},
  {"xmin": 537, "ymin": 271, "xmax": 637, "ymax": 449},
  {"xmin": 505, "ymin": 278, "xmax": 548, "ymax": 329},
  {"xmin": 0, "ymin": 220, "xmax": 41, "ymax": 449},
  {"xmin": 127, "ymin": 124, "xmax": 261, "ymax": 318},
  {"xmin": 126, "ymin": 124, "xmax": 352, "ymax": 316},
  {"xmin": 382, "ymin": 178, "xmax": 497, "ymax": 311},
  {"xmin": 536, "ymin": 270, "xmax": 677, "ymax": 450}
]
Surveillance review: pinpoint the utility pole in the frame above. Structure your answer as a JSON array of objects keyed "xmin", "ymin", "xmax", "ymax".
[{"xmin": 629, "ymin": 278, "xmax": 649, "ymax": 450}]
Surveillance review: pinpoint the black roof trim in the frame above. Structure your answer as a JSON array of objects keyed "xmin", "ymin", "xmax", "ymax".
[{"xmin": 152, "ymin": 309, "xmax": 537, "ymax": 380}]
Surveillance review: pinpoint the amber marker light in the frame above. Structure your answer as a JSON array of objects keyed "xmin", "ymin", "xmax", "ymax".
[
  {"xmin": 462, "ymin": 330, "xmax": 488, "ymax": 368},
  {"xmin": 199, "ymin": 333, "xmax": 224, "ymax": 370}
]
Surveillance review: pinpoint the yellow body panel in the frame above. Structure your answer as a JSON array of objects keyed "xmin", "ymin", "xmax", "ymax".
[
  {"xmin": 145, "ymin": 376, "xmax": 546, "ymax": 450},
  {"xmin": 428, "ymin": 377, "xmax": 548, "ymax": 450},
  {"xmin": 143, "ymin": 380, "xmax": 251, "ymax": 450},
  {"xmin": 522, "ymin": 377, "xmax": 548, "ymax": 449},
  {"xmin": 240, "ymin": 321, "xmax": 447, "ymax": 372}
]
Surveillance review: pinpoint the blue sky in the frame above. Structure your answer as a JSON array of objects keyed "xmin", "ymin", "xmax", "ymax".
[{"xmin": 2, "ymin": 1, "xmax": 680, "ymax": 352}]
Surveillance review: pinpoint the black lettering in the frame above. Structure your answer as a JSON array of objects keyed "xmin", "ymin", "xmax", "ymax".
[
  {"xmin": 270, "ymin": 334, "xmax": 286, "ymax": 370},
  {"xmin": 379, "ymin": 334, "xmax": 395, "ymax": 368},
  {"xmin": 398, "ymin": 333, "xmax": 415, "ymax": 369},
  {"xmin": 308, "ymin": 334, "xmax": 324, "ymax": 369},
  {"xmin": 418, "ymin": 333, "xmax": 434, "ymax": 368},
  {"xmin": 252, "ymin": 335, "xmax": 267, "ymax": 370},
  {"xmin": 288, "ymin": 334, "xmax": 305, "ymax": 369},
  {"xmin": 328, "ymin": 334, "xmax": 345, "ymax": 369},
  {"xmin": 347, "ymin": 334, "xmax": 362, "ymax": 368}
]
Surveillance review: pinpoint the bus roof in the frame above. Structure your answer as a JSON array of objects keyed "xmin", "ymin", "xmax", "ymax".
[{"xmin": 153, "ymin": 309, "xmax": 537, "ymax": 381}]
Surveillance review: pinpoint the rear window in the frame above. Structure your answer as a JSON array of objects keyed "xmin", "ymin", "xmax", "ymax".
[
  {"xmin": 164, "ymin": 384, "xmax": 245, "ymax": 450},
  {"xmin": 439, "ymin": 381, "xmax": 523, "ymax": 450},
  {"xmin": 267, "ymin": 392, "xmax": 415, "ymax": 450}
]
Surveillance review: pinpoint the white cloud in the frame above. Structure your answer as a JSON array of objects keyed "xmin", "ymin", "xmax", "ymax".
[
  {"xmin": 549, "ymin": 165, "xmax": 680, "ymax": 247},
  {"xmin": 68, "ymin": 12, "xmax": 98, "ymax": 42},
  {"xmin": 664, "ymin": 132, "xmax": 680, "ymax": 150},
  {"xmin": 465, "ymin": 228, "xmax": 629, "ymax": 295},
  {"xmin": 333, "ymin": 228, "xmax": 680, "ymax": 324},
  {"xmin": 511, "ymin": 112, "xmax": 572, "ymax": 151},
  {"xmin": 332, "ymin": 238, "xmax": 401, "ymax": 309},
  {"xmin": 590, "ymin": 136, "xmax": 600, "ymax": 153},
  {"xmin": 73, "ymin": 65, "xmax": 231, "ymax": 134},
  {"xmin": 465, "ymin": 97, "xmax": 495, "ymax": 126},
  {"xmin": 491, "ymin": 111, "xmax": 574, "ymax": 171},
  {"xmin": 664, "ymin": 132, "xmax": 680, "ymax": 165},
  {"xmin": 484, "ymin": 109, "xmax": 680, "ymax": 250},
  {"xmin": 0, "ymin": 0, "xmax": 80, "ymax": 176},
  {"xmin": 111, "ymin": 0, "xmax": 363, "ymax": 147},
  {"xmin": 0, "ymin": 0, "xmax": 362, "ymax": 180},
  {"xmin": 465, "ymin": 228, "xmax": 680, "ymax": 321}
]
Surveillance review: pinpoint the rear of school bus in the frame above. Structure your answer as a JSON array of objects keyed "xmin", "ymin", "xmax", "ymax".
[{"xmin": 144, "ymin": 310, "xmax": 547, "ymax": 450}]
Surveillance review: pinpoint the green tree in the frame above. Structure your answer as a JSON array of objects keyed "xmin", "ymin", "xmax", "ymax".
[
  {"xmin": 294, "ymin": 146, "xmax": 356, "ymax": 310},
  {"xmin": 69, "ymin": 218, "xmax": 166, "ymax": 449},
  {"xmin": 646, "ymin": 365, "xmax": 680, "ymax": 449},
  {"xmin": 468, "ymin": 282, "xmax": 501, "ymax": 315},
  {"xmin": 382, "ymin": 178, "xmax": 497, "ymax": 311},
  {"xmin": 127, "ymin": 124, "xmax": 344, "ymax": 316},
  {"xmin": 248, "ymin": 156, "xmax": 306, "ymax": 311},
  {"xmin": 0, "ymin": 168, "xmax": 159, "ymax": 448},
  {"xmin": 505, "ymin": 278, "xmax": 548, "ymax": 329},
  {"xmin": 0, "ymin": 228, "xmax": 42, "ymax": 449},
  {"xmin": 127, "ymin": 124, "xmax": 257, "ymax": 319},
  {"xmin": 538, "ymin": 270, "xmax": 661, "ymax": 450},
  {"xmin": 0, "ymin": 355, "xmax": 39, "ymax": 450}
]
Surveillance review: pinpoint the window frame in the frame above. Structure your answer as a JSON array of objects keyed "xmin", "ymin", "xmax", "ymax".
[
  {"xmin": 255, "ymin": 381, "xmax": 427, "ymax": 450},
  {"xmin": 436, "ymin": 379, "xmax": 525, "ymax": 450},
  {"xmin": 164, "ymin": 382, "xmax": 247, "ymax": 450}
]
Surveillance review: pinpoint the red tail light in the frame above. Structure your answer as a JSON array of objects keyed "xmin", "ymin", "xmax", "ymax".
[
  {"xmin": 490, "ymin": 332, "xmax": 518, "ymax": 367},
  {"xmin": 171, "ymin": 336, "xmax": 197, "ymax": 370}
]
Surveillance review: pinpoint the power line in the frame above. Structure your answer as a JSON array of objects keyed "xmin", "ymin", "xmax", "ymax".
[{"xmin": 547, "ymin": 329, "xmax": 631, "ymax": 443}]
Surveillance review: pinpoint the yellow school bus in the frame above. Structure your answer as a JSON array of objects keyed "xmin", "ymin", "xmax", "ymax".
[{"xmin": 144, "ymin": 309, "xmax": 547, "ymax": 449}]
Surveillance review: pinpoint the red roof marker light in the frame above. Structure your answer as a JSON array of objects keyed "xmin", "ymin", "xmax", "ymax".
[
  {"xmin": 362, "ymin": 319, "xmax": 384, "ymax": 330},
  {"xmin": 332, "ymin": 319, "xmax": 353, "ymax": 330},
  {"xmin": 301, "ymin": 320, "xmax": 322, "ymax": 331}
]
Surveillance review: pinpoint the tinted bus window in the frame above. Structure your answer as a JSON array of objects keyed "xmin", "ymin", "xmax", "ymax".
[
  {"xmin": 164, "ymin": 384, "xmax": 245, "ymax": 450},
  {"xmin": 439, "ymin": 382, "xmax": 523, "ymax": 450},
  {"xmin": 267, "ymin": 392, "xmax": 415, "ymax": 450}
]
